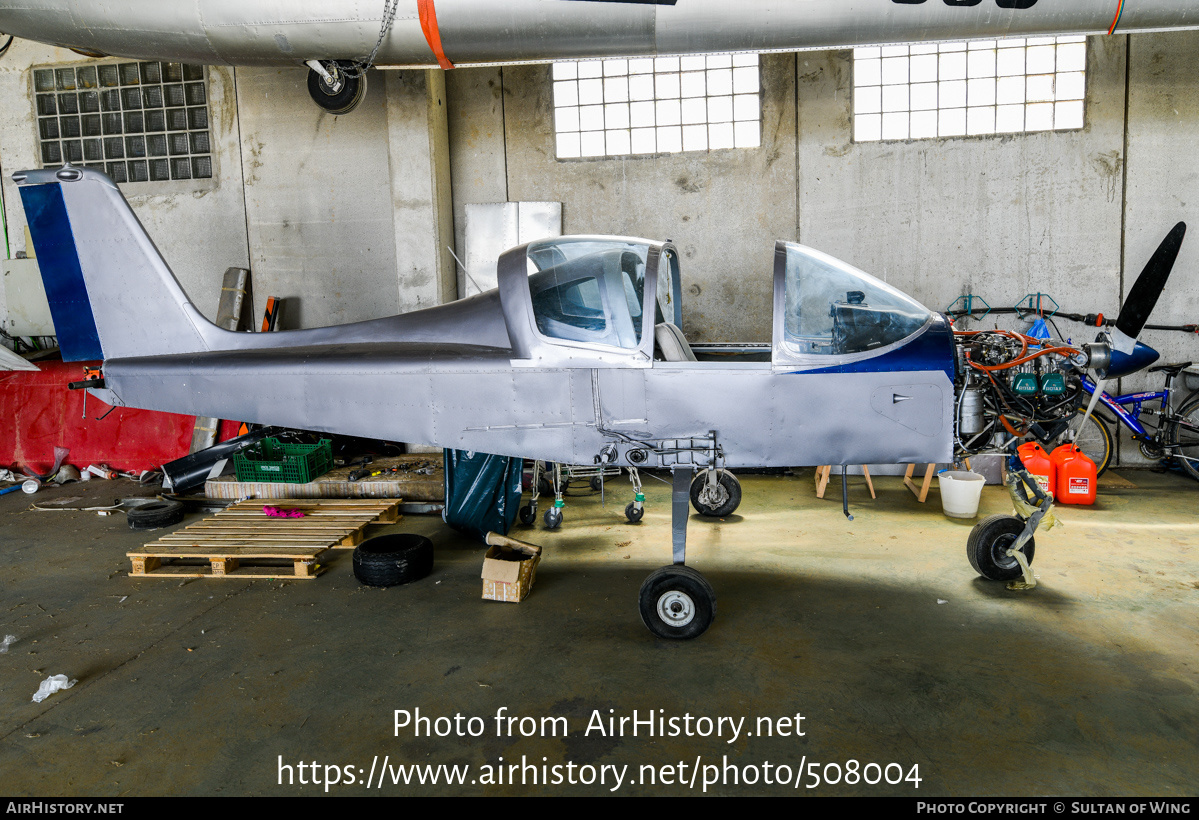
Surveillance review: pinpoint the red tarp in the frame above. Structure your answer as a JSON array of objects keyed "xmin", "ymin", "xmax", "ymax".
[{"xmin": 0, "ymin": 358, "xmax": 239, "ymax": 474}]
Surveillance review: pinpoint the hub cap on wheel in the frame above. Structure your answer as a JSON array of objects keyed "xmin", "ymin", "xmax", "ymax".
[
  {"xmin": 698, "ymin": 483, "xmax": 729, "ymax": 508},
  {"xmin": 991, "ymin": 533, "xmax": 1020, "ymax": 571},
  {"xmin": 656, "ymin": 590, "xmax": 695, "ymax": 627},
  {"xmin": 318, "ymin": 72, "xmax": 344, "ymax": 95}
]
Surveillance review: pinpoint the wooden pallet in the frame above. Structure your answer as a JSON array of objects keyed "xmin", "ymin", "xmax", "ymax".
[
  {"xmin": 204, "ymin": 454, "xmax": 444, "ymax": 501},
  {"xmin": 128, "ymin": 498, "xmax": 402, "ymax": 580}
]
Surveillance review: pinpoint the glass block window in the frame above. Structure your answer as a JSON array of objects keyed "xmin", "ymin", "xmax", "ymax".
[
  {"xmin": 852, "ymin": 36, "xmax": 1086, "ymax": 142},
  {"xmin": 552, "ymin": 54, "xmax": 761, "ymax": 159},
  {"xmin": 33, "ymin": 61, "xmax": 213, "ymax": 183}
]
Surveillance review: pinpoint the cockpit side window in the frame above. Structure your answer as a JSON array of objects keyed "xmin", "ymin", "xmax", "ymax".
[
  {"xmin": 526, "ymin": 240, "xmax": 649, "ymax": 350},
  {"xmin": 782, "ymin": 244, "xmax": 930, "ymax": 356}
]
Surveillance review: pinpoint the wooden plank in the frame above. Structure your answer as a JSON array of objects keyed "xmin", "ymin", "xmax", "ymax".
[
  {"xmin": 903, "ymin": 463, "xmax": 937, "ymax": 503},
  {"xmin": 814, "ymin": 465, "xmax": 831, "ymax": 499},
  {"xmin": 129, "ymin": 546, "xmax": 326, "ymax": 558},
  {"xmin": 147, "ymin": 533, "xmax": 366, "ymax": 548},
  {"xmin": 129, "ymin": 564, "xmax": 325, "ymax": 580}
]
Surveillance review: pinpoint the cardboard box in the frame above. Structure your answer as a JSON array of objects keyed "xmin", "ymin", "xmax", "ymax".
[{"xmin": 481, "ymin": 533, "xmax": 542, "ymax": 602}]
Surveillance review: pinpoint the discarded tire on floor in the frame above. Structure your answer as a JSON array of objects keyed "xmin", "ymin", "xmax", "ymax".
[
  {"xmin": 353, "ymin": 533, "xmax": 433, "ymax": 587},
  {"xmin": 126, "ymin": 500, "xmax": 185, "ymax": 530}
]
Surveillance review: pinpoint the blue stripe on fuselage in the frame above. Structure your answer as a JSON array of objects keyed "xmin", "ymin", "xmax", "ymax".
[
  {"xmin": 785, "ymin": 314, "xmax": 956, "ymax": 380},
  {"xmin": 17, "ymin": 181, "xmax": 103, "ymax": 361}
]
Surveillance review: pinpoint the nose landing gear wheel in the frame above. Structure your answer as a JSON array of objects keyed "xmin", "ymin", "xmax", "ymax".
[
  {"xmin": 638, "ymin": 566, "xmax": 715, "ymax": 639},
  {"xmin": 307, "ymin": 61, "xmax": 367, "ymax": 115},
  {"xmin": 966, "ymin": 514, "xmax": 1036, "ymax": 582},
  {"xmin": 543, "ymin": 507, "xmax": 563, "ymax": 529},
  {"xmin": 625, "ymin": 502, "xmax": 644, "ymax": 523}
]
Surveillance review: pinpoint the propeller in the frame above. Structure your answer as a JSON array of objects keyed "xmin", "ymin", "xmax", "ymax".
[
  {"xmin": 1110, "ymin": 221, "xmax": 1186, "ymax": 355},
  {"xmin": 1075, "ymin": 222, "xmax": 1186, "ymax": 439}
]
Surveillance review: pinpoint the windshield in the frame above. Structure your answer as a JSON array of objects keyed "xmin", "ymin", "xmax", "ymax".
[
  {"xmin": 782, "ymin": 243, "xmax": 931, "ymax": 356},
  {"xmin": 526, "ymin": 239, "xmax": 649, "ymax": 350}
]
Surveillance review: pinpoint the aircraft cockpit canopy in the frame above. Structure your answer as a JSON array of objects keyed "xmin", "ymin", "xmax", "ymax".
[
  {"xmin": 499, "ymin": 236, "xmax": 674, "ymax": 366},
  {"xmin": 774, "ymin": 242, "xmax": 933, "ymax": 367},
  {"xmin": 526, "ymin": 239, "xmax": 650, "ymax": 350}
]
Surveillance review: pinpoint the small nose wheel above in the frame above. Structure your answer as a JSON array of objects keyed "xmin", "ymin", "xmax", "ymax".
[
  {"xmin": 639, "ymin": 565, "xmax": 716, "ymax": 639},
  {"xmin": 306, "ymin": 60, "xmax": 367, "ymax": 114}
]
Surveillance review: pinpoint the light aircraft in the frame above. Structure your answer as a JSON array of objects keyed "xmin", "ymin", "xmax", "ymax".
[
  {"xmin": 2, "ymin": 0, "xmax": 1199, "ymax": 113},
  {"xmin": 14, "ymin": 165, "xmax": 1185, "ymax": 638}
]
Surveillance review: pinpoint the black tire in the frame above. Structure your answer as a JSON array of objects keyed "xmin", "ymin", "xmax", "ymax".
[
  {"xmin": 307, "ymin": 62, "xmax": 366, "ymax": 115},
  {"xmin": 638, "ymin": 566, "xmax": 716, "ymax": 640},
  {"xmin": 518, "ymin": 504, "xmax": 537, "ymax": 526},
  {"xmin": 543, "ymin": 508, "xmax": 563, "ymax": 529},
  {"xmin": 1168, "ymin": 393, "xmax": 1199, "ymax": 481},
  {"xmin": 590, "ymin": 475, "xmax": 603, "ymax": 492},
  {"xmin": 1069, "ymin": 409, "xmax": 1113, "ymax": 477},
  {"xmin": 966, "ymin": 514, "xmax": 1036, "ymax": 582},
  {"xmin": 625, "ymin": 502, "xmax": 643, "ymax": 523},
  {"xmin": 689, "ymin": 470, "xmax": 741, "ymax": 517},
  {"xmin": 352, "ymin": 533, "xmax": 433, "ymax": 587},
  {"xmin": 126, "ymin": 500, "xmax": 185, "ymax": 530}
]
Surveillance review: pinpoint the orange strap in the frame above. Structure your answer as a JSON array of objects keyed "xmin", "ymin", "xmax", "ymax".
[{"xmin": 418, "ymin": 0, "xmax": 455, "ymax": 70}]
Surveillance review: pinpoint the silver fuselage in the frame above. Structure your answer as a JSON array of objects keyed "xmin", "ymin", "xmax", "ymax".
[{"xmin": 1, "ymin": 1, "xmax": 1196, "ymax": 68}]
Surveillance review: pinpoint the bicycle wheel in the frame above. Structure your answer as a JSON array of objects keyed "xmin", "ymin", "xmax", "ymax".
[
  {"xmin": 1167, "ymin": 392, "xmax": 1199, "ymax": 481},
  {"xmin": 1068, "ymin": 410, "xmax": 1113, "ymax": 477}
]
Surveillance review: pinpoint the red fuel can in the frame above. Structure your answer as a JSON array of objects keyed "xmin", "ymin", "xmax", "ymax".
[
  {"xmin": 1051, "ymin": 444, "xmax": 1097, "ymax": 506},
  {"xmin": 1017, "ymin": 441, "xmax": 1055, "ymax": 497}
]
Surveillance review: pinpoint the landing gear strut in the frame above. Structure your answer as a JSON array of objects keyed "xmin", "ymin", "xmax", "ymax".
[{"xmin": 639, "ymin": 467, "xmax": 717, "ymax": 639}]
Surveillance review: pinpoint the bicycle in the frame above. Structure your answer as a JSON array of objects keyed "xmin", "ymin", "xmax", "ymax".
[{"xmin": 1069, "ymin": 362, "xmax": 1199, "ymax": 479}]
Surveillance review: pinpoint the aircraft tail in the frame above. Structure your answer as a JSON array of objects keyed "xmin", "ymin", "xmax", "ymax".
[{"xmin": 14, "ymin": 166, "xmax": 217, "ymax": 362}]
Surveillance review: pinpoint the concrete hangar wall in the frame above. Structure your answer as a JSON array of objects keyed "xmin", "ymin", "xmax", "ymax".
[{"xmin": 0, "ymin": 34, "xmax": 1195, "ymax": 394}]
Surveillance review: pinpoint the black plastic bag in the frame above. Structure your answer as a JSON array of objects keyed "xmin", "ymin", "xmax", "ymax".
[{"xmin": 442, "ymin": 449, "xmax": 523, "ymax": 543}]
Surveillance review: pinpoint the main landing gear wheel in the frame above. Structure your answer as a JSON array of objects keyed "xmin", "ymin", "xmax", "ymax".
[
  {"xmin": 518, "ymin": 504, "xmax": 537, "ymax": 526},
  {"xmin": 639, "ymin": 566, "xmax": 716, "ymax": 639},
  {"xmin": 966, "ymin": 514, "xmax": 1036, "ymax": 582},
  {"xmin": 306, "ymin": 61, "xmax": 367, "ymax": 115},
  {"xmin": 689, "ymin": 470, "xmax": 741, "ymax": 517}
]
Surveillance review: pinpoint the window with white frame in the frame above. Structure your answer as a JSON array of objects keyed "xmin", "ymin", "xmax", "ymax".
[
  {"xmin": 852, "ymin": 36, "xmax": 1086, "ymax": 142},
  {"xmin": 552, "ymin": 54, "xmax": 761, "ymax": 159}
]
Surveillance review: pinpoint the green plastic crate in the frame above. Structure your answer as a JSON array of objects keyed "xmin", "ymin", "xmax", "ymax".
[{"xmin": 233, "ymin": 438, "xmax": 333, "ymax": 484}]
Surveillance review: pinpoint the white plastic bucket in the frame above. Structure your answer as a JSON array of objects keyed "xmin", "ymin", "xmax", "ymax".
[{"xmin": 938, "ymin": 471, "xmax": 985, "ymax": 519}]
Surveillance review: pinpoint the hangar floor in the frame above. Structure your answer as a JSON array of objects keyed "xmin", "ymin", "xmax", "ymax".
[{"xmin": 0, "ymin": 469, "xmax": 1195, "ymax": 797}]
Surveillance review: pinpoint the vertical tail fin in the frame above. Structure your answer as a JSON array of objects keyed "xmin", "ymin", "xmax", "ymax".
[{"xmin": 14, "ymin": 166, "xmax": 216, "ymax": 361}]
